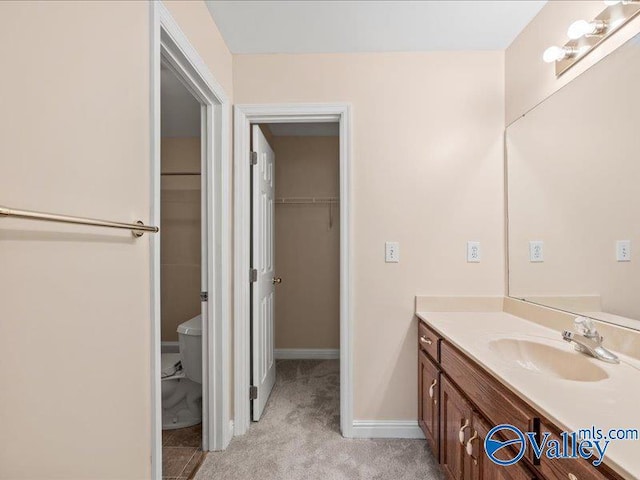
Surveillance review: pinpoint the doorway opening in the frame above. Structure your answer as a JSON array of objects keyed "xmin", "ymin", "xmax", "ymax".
[
  {"xmin": 158, "ymin": 63, "xmax": 205, "ymax": 479},
  {"xmin": 151, "ymin": 3, "xmax": 231, "ymax": 479},
  {"xmin": 249, "ymin": 123, "xmax": 341, "ymax": 423},
  {"xmin": 233, "ymin": 104, "xmax": 352, "ymax": 438}
]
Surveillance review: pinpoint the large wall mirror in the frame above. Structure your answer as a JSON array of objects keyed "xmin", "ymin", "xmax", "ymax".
[{"xmin": 507, "ymin": 33, "xmax": 640, "ymax": 331}]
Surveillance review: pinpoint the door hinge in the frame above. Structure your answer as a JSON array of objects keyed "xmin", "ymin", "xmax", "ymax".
[
  {"xmin": 200, "ymin": 291, "xmax": 208, "ymax": 302},
  {"xmin": 250, "ymin": 151, "xmax": 258, "ymax": 166},
  {"xmin": 249, "ymin": 385, "xmax": 258, "ymax": 400},
  {"xmin": 250, "ymin": 268, "xmax": 258, "ymax": 283}
]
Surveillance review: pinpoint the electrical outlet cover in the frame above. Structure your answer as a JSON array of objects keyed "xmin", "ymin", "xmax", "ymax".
[
  {"xmin": 467, "ymin": 241, "xmax": 481, "ymax": 263},
  {"xmin": 616, "ymin": 240, "xmax": 631, "ymax": 262},
  {"xmin": 529, "ymin": 241, "xmax": 544, "ymax": 263},
  {"xmin": 385, "ymin": 241, "xmax": 400, "ymax": 263}
]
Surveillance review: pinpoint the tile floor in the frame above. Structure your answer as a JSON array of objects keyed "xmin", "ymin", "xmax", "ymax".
[{"xmin": 162, "ymin": 424, "xmax": 205, "ymax": 479}]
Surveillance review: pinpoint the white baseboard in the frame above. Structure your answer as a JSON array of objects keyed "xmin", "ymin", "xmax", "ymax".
[
  {"xmin": 161, "ymin": 341, "xmax": 179, "ymax": 354},
  {"xmin": 351, "ymin": 420, "xmax": 425, "ymax": 439},
  {"xmin": 275, "ymin": 348, "xmax": 340, "ymax": 360}
]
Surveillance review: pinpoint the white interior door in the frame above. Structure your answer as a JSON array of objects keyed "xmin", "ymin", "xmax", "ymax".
[{"xmin": 251, "ymin": 125, "xmax": 276, "ymax": 421}]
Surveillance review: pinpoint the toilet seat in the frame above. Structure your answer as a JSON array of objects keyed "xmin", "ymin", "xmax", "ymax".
[{"xmin": 161, "ymin": 353, "xmax": 185, "ymax": 380}]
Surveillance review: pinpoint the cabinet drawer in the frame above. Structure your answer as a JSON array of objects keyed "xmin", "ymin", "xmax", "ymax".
[
  {"xmin": 535, "ymin": 422, "xmax": 621, "ymax": 480},
  {"xmin": 440, "ymin": 342, "xmax": 537, "ymax": 445},
  {"xmin": 418, "ymin": 321, "xmax": 441, "ymax": 362}
]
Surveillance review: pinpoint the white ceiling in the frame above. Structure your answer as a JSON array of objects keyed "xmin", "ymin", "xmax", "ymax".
[
  {"xmin": 266, "ymin": 122, "xmax": 339, "ymax": 137},
  {"xmin": 161, "ymin": 65, "xmax": 201, "ymax": 137},
  {"xmin": 205, "ymin": 1, "xmax": 546, "ymax": 54}
]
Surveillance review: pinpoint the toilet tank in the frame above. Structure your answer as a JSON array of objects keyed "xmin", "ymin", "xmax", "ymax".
[{"xmin": 177, "ymin": 314, "xmax": 202, "ymax": 384}]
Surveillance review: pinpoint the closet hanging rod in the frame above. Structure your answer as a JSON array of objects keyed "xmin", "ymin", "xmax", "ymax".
[
  {"xmin": 161, "ymin": 172, "xmax": 201, "ymax": 176},
  {"xmin": 275, "ymin": 197, "xmax": 339, "ymax": 205},
  {"xmin": 0, "ymin": 205, "xmax": 158, "ymax": 237}
]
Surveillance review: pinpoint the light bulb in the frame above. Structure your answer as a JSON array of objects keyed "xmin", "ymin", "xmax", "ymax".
[
  {"xmin": 568, "ymin": 19, "xmax": 607, "ymax": 39},
  {"xmin": 542, "ymin": 46, "xmax": 579, "ymax": 63},
  {"xmin": 543, "ymin": 46, "xmax": 567, "ymax": 63}
]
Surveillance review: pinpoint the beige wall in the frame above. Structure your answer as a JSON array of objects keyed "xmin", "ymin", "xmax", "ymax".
[
  {"xmin": 506, "ymin": 0, "xmax": 640, "ymax": 124},
  {"xmin": 161, "ymin": 138, "xmax": 201, "ymax": 342},
  {"xmin": 0, "ymin": 1, "xmax": 232, "ymax": 478},
  {"xmin": 271, "ymin": 135, "xmax": 340, "ymax": 349},
  {"xmin": 234, "ymin": 52, "xmax": 505, "ymax": 420}
]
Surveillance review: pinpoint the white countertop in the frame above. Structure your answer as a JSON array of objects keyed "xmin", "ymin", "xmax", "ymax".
[{"xmin": 416, "ymin": 311, "xmax": 640, "ymax": 480}]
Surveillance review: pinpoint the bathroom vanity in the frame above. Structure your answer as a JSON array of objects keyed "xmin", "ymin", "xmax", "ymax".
[
  {"xmin": 416, "ymin": 307, "xmax": 639, "ymax": 480},
  {"xmin": 417, "ymin": 25, "xmax": 640, "ymax": 480}
]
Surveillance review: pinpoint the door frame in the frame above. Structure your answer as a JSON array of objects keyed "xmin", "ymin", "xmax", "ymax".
[
  {"xmin": 233, "ymin": 103, "xmax": 353, "ymax": 437},
  {"xmin": 150, "ymin": 2, "xmax": 232, "ymax": 478}
]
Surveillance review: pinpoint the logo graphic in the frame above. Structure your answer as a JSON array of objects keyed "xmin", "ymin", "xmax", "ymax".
[
  {"xmin": 484, "ymin": 424, "xmax": 637, "ymax": 467},
  {"xmin": 484, "ymin": 424, "xmax": 527, "ymax": 466}
]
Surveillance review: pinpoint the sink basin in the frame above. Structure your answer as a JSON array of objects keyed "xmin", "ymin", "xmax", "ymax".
[{"xmin": 488, "ymin": 337, "xmax": 609, "ymax": 382}]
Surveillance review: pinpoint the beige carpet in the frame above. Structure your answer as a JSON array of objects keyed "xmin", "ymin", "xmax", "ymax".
[{"xmin": 195, "ymin": 360, "xmax": 443, "ymax": 480}]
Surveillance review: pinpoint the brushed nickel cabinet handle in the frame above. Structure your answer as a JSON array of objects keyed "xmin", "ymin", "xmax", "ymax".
[
  {"xmin": 420, "ymin": 335, "xmax": 433, "ymax": 346},
  {"xmin": 428, "ymin": 379, "xmax": 437, "ymax": 399},
  {"xmin": 459, "ymin": 419, "xmax": 470, "ymax": 445},
  {"xmin": 466, "ymin": 431, "xmax": 478, "ymax": 456}
]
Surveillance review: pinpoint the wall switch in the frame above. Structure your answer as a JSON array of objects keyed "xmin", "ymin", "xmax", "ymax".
[
  {"xmin": 616, "ymin": 240, "xmax": 631, "ymax": 262},
  {"xmin": 385, "ymin": 241, "xmax": 400, "ymax": 263},
  {"xmin": 529, "ymin": 241, "xmax": 544, "ymax": 263},
  {"xmin": 467, "ymin": 241, "xmax": 481, "ymax": 263}
]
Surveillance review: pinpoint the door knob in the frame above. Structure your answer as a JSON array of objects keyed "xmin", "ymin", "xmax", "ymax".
[{"xmin": 272, "ymin": 277, "xmax": 282, "ymax": 285}]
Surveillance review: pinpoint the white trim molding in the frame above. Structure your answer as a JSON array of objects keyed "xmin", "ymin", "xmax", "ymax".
[
  {"xmin": 351, "ymin": 421, "xmax": 425, "ymax": 439},
  {"xmin": 150, "ymin": 2, "xmax": 231, "ymax": 478},
  {"xmin": 275, "ymin": 349, "xmax": 340, "ymax": 360},
  {"xmin": 234, "ymin": 103, "xmax": 353, "ymax": 438}
]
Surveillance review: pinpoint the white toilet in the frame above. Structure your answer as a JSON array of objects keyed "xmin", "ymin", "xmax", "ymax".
[{"xmin": 161, "ymin": 314, "xmax": 202, "ymax": 430}]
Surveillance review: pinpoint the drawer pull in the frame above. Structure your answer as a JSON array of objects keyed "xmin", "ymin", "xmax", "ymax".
[
  {"xmin": 428, "ymin": 379, "xmax": 437, "ymax": 399},
  {"xmin": 466, "ymin": 431, "xmax": 478, "ymax": 456},
  {"xmin": 459, "ymin": 419, "xmax": 470, "ymax": 444},
  {"xmin": 420, "ymin": 335, "xmax": 433, "ymax": 346}
]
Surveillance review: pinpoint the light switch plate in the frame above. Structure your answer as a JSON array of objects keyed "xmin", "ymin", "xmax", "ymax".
[
  {"xmin": 529, "ymin": 241, "xmax": 544, "ymax": 263},
  {"xmin": 467, "ymin": 241, "xmax": 481, "ymax": 263},
  {"xmin": 617, "ymin": 240, "xmax": 631, "ymax": 262},
  {"xmin": 385, "ymin": 241, "xmax": 400, "ymax": 263}
]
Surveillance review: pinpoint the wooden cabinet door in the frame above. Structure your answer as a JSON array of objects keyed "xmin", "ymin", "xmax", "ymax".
[
  {"xmin": 441, "ymin": 376, "xmax": 473, "ymax": 480},
  {"xmin": 467, "ymin": 414, "xmax": 537, "ymax": 480},
  {"xmin": 418, "ymin": 350, "xmax": 440, "ymax": 456}
]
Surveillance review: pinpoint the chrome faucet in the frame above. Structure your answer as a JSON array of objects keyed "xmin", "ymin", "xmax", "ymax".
[{"xmin": 561, "ymin": 317, "xmax": 619, "ymax": 364}]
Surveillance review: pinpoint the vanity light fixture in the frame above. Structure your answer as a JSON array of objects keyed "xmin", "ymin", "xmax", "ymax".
[
  {"xmin": 543, "ymin": 1, "xmax": 640, "ymax": 76},
  {"xmin": 567, "ymin": 19, "xmax": 607, "ymax": 39}
]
